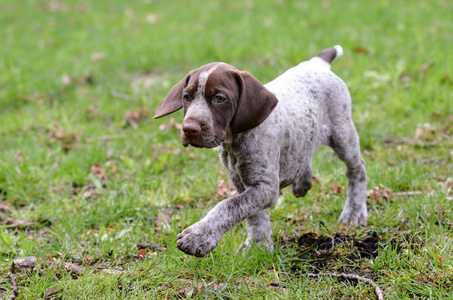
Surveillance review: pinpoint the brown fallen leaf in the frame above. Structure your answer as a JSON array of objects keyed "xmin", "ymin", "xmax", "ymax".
[
  {"xmin": 124, "ymin": 7, "xmax": 134, "ymax": 17},
  {"xmin": 0, "ymin": 204, "xmax": 11, "ymax": 211},
  {"xmin": 102, "ymin": 268, "xmax": 124, "ymax": 276},
  {"xmin": 45, "ymin": 287, "xmax": 57, "ymax": 299},
  {"xmin": 146, "ymin": 13, "xmax": 161, "ymax": 24},
  {"xmin": 124, "ymin": 107, "xmax": 149, "ymax": 128},
  {"xmin": 174, "ymin": 286, "xmax": 188, "ymax": 299},
  {"xmin": 439, "ymin": 179, "xmax": 453, "ymax": 189},
  {"xmin": 440, "ymin": 74, "xmax": 452, "ymax": 85},
  {"xmin": 78, "ymin": 74, "xmax": 94, "ymax": 85},
  {"xmin": 353, "ymin": 47, "xmax": 370, "ymax": 55},
  {"xmin": 322, "ymin": 1, "xmax": 330, "ymax": 9},
  {"xmin": 207, "ymin": 279, "xmax": 226, "ymax": 290},
  {"xmin": 90, "ymin": 164, "xmax": 109, "ymax": 182},
  {"xmin": 418, "ymin": 61, "xmax": 435, "ymax": 73},
  {"xmin": 61, "ymin": 74, "xmax": 72, "ymax": 85},
  {"xmin": 369, "ymin": 184, "xmax": 392, "ymax": 201},
  {"xmin": 14, "ymin": 150, "xmax": 24, "ymax": 164},
  {"xmin": 17, "ymin": 92, "xmax": 44, "ymax": 104},
  {"xmin": 11, "ymin": 256, "xmax": 37, "ymax": 272},
  {"xmin": 414, "ymin": 123, "xmax": 436, "ymax": 141},
  {"xmin": 158, "ymin": 117, "xmax": 182, "ymax": 131},
  {"xmin": 332, "ymin": 185, "xmax": 345, "ymax": 194},
  {"xmin": 312, "ymin": 176, "xmax": 319, "ymax": 185},
  {"xmin": 137, "ymin": 249, "xmax": 147, "ymax": 259},
  {"xmin": 48, "ymin": 124, "xmax": 80, "ymax": 152},
  {"xmin": 0, "ymin": 220, "xmax": 33, "ymax": 230},
  {"xmin": 216, "ymin": 179, "xmax": 237, "ymax": 200},
  {"xmin": 185, "ymin": 281, "xmax": 203, "ymax": 298},
  {"xmin": 131, "ymin": 72, "xmax": 162, "ymax": 91},
  {"xmin": 91, "ymin": 52, "xmax": 105, "ymax": 62},
  {"xmin": 61, "ymin": 262, "xmax": 85, "ymax": 276},
  {"xmin": 61, "ymin": 74, "xmax": 94, "ymax": 86},
  {"xmin": 86, "ymin": 103, "xmax": 98, "ymax": 119},
  {"xmin": 71, "ymin": 184, "xmax": 99, "ymax": 197},
  {"xmin": 47, "ymin": 0, "xmax": 66, "ymax": 11},
  {"xmin": 105, "ymin": 161, "xmax": 117, "ymax": 173}
]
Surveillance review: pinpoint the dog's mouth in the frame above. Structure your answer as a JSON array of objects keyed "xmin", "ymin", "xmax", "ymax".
[
  {"xmin": 182, "ymin": 141, "xmax": 221, "ymax": 149},
  {"xmin": 180, "ymin": 127, "xmax": 226, "ymax": 149},
  {"xmin": 181, "ymin": 136, "xmax": 224, "ymax": 149},
  {"xmin": 184, "ymin": 143, "xmax": 204, "ymax": 148}
]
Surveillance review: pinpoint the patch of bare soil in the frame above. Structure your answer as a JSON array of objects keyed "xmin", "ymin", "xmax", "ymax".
[
  {"xmin": 292, "ymin": 232, "xmax": 380, "ymax": 277},
  {"xmin": 292, "ymin": 231, "xmax": 428, "ymax": 279},
  {"xmin": 289, "ymin": 232, "xmax": 387, "ymax": 299}
]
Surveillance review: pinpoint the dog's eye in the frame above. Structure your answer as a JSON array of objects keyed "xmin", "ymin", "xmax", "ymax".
[
  {"xmin": 215, "ymin": 95, "xmax": 226, "ymax": 103},
  {"xmin": 183, "ymin": 94, "xmax": 191, "ymax": 101}
]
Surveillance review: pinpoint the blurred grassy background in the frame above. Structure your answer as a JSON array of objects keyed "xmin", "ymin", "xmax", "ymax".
[{"xmin": 1, "ymin": 0, "xmax": 452, "ymax": 298}]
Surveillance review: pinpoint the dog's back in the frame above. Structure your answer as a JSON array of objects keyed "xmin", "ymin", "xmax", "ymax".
[{"xmin": 236, "ymin": 46, "xmax": 351, "ymax": 187}]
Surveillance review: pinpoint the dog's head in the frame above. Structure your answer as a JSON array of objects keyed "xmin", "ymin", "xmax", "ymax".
[{"xmin": 153, "ymin": 63, "xmax": 278, "ymax": 148}]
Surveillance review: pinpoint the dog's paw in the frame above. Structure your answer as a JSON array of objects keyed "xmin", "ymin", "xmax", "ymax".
[
  {"xmin": 177, "ymin": 222, "xmax": 221, "ymax": 257},
  {"xmin": 338, "ymin": 205, "xmax": 368, "ymax": 227}
]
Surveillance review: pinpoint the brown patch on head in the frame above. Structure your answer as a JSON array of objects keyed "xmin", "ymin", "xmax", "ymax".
[
  {"xmin": 203, "ymin": 68, "xmax": 241, "ymax": 129},
  {"xmin": 228, "ymin": 70, "xmax": 278, "ymax": 133},
  {"xmin": 179, "ymin": 64, "xmax": 239, "ymax": 148},
  {"xmin": 155, "ymin": 62, "xmax": 278, "ymax": 148}
]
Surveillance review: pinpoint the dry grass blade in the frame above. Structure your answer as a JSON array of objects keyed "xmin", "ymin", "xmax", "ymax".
[
  {"xmin": 393, "ymin": 191, "xmax": 423, "ymax": 197},
  {"xmin": 307, "ymin": 272, "xmax": 384, "ymax": 300},
  {"xmin": 7, "ymin": 272, "xmax": 19, "ymax": 300}
]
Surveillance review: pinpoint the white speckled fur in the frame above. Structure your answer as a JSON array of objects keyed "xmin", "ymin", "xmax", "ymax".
[
  {"xmin": 196, "ymin": 63, "xmax": 224, "ymax": 96},
  {"xmin": 171, "ymin": 46, "xmax": 367, "ymax": 257},
  {"xmin": 183, "ymin": 97, "xmax": 213, "ymax": 127},
  {"xmin": 183, "ymin": 64, "xmax": 224, "ymax": 126}
]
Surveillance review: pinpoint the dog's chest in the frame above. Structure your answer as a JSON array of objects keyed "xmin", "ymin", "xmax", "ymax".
[
  {"xmin": 218, "ymin": 141, "xmax": 243, "ymax": 174},
  {"xmin": 218, "ymin": 109, "xmax": 318, "ymax": 188}
]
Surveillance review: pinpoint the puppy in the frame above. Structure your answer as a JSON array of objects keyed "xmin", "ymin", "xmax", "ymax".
[{"xmin": 154, "ymin": 46, "xmax": 367, "ymax": 257}]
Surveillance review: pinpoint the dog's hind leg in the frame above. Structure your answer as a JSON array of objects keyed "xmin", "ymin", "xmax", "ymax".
[
  {"xmin": 329, "ymin": 123, "xmax": 368, "ymax": 226},
  {"xmin": 237, "ymin": 209, "xmax": 274, "ymax": 254},
  {"xmin": 230, "ymin": 173, "xmax": 274, "ymax": 254}
]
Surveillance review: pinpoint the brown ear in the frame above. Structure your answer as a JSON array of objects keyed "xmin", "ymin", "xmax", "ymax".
[
  {"xmin": 230, "ymin": 71, "xmax": 278, "ymax": 133},
  {"xmin": 153, "ymin": 74, "xmax": 190, "ymax": 119}
]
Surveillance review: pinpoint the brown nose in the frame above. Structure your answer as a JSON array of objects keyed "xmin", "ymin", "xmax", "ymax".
[{"xmin": 182, "ymin": 121, "xmax": 201, "ymax": 136}]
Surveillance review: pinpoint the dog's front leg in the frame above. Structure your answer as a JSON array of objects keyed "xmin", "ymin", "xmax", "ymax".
[
  {"xmin": 177, "ymin": 182, "xmax": 279, "ymax": 257},
  {"xmin": 228, "ymin": 173, "xmax": 274, "ymax": 254}
]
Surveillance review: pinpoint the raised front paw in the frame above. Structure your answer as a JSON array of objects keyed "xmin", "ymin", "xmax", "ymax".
[{"xmin": 177, "ymin": 222, "xmax": 221, "ymax": 257}]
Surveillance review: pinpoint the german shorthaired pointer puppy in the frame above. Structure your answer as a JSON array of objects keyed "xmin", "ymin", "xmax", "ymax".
[{"xmin": 154, "ymin": 45, "xmax": 367, "ymax": 257}]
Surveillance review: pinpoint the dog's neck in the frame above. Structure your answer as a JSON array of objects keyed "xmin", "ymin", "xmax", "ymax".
[{"xmin": 223, "ymin": 129, "xmax": 234, "ymax": 144}]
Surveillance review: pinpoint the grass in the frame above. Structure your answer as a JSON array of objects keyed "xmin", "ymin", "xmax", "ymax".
[{"xmin": 0, "ymin": 0, "xmax": 452, "ymax": 298}]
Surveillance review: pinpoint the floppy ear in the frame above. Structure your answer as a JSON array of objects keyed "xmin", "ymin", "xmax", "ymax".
[
  {"xmin": 153, "ymin": 74, "xmax": 190, "ymax": 119},
  {"xmin": 230, "ymin": 71, "xmax": 278, "ymax": 133}
]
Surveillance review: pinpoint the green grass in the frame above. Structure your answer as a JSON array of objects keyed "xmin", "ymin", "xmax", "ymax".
[{"xmin": 1, "ymin": 0, "xmax": 452, "ymax": 299}]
